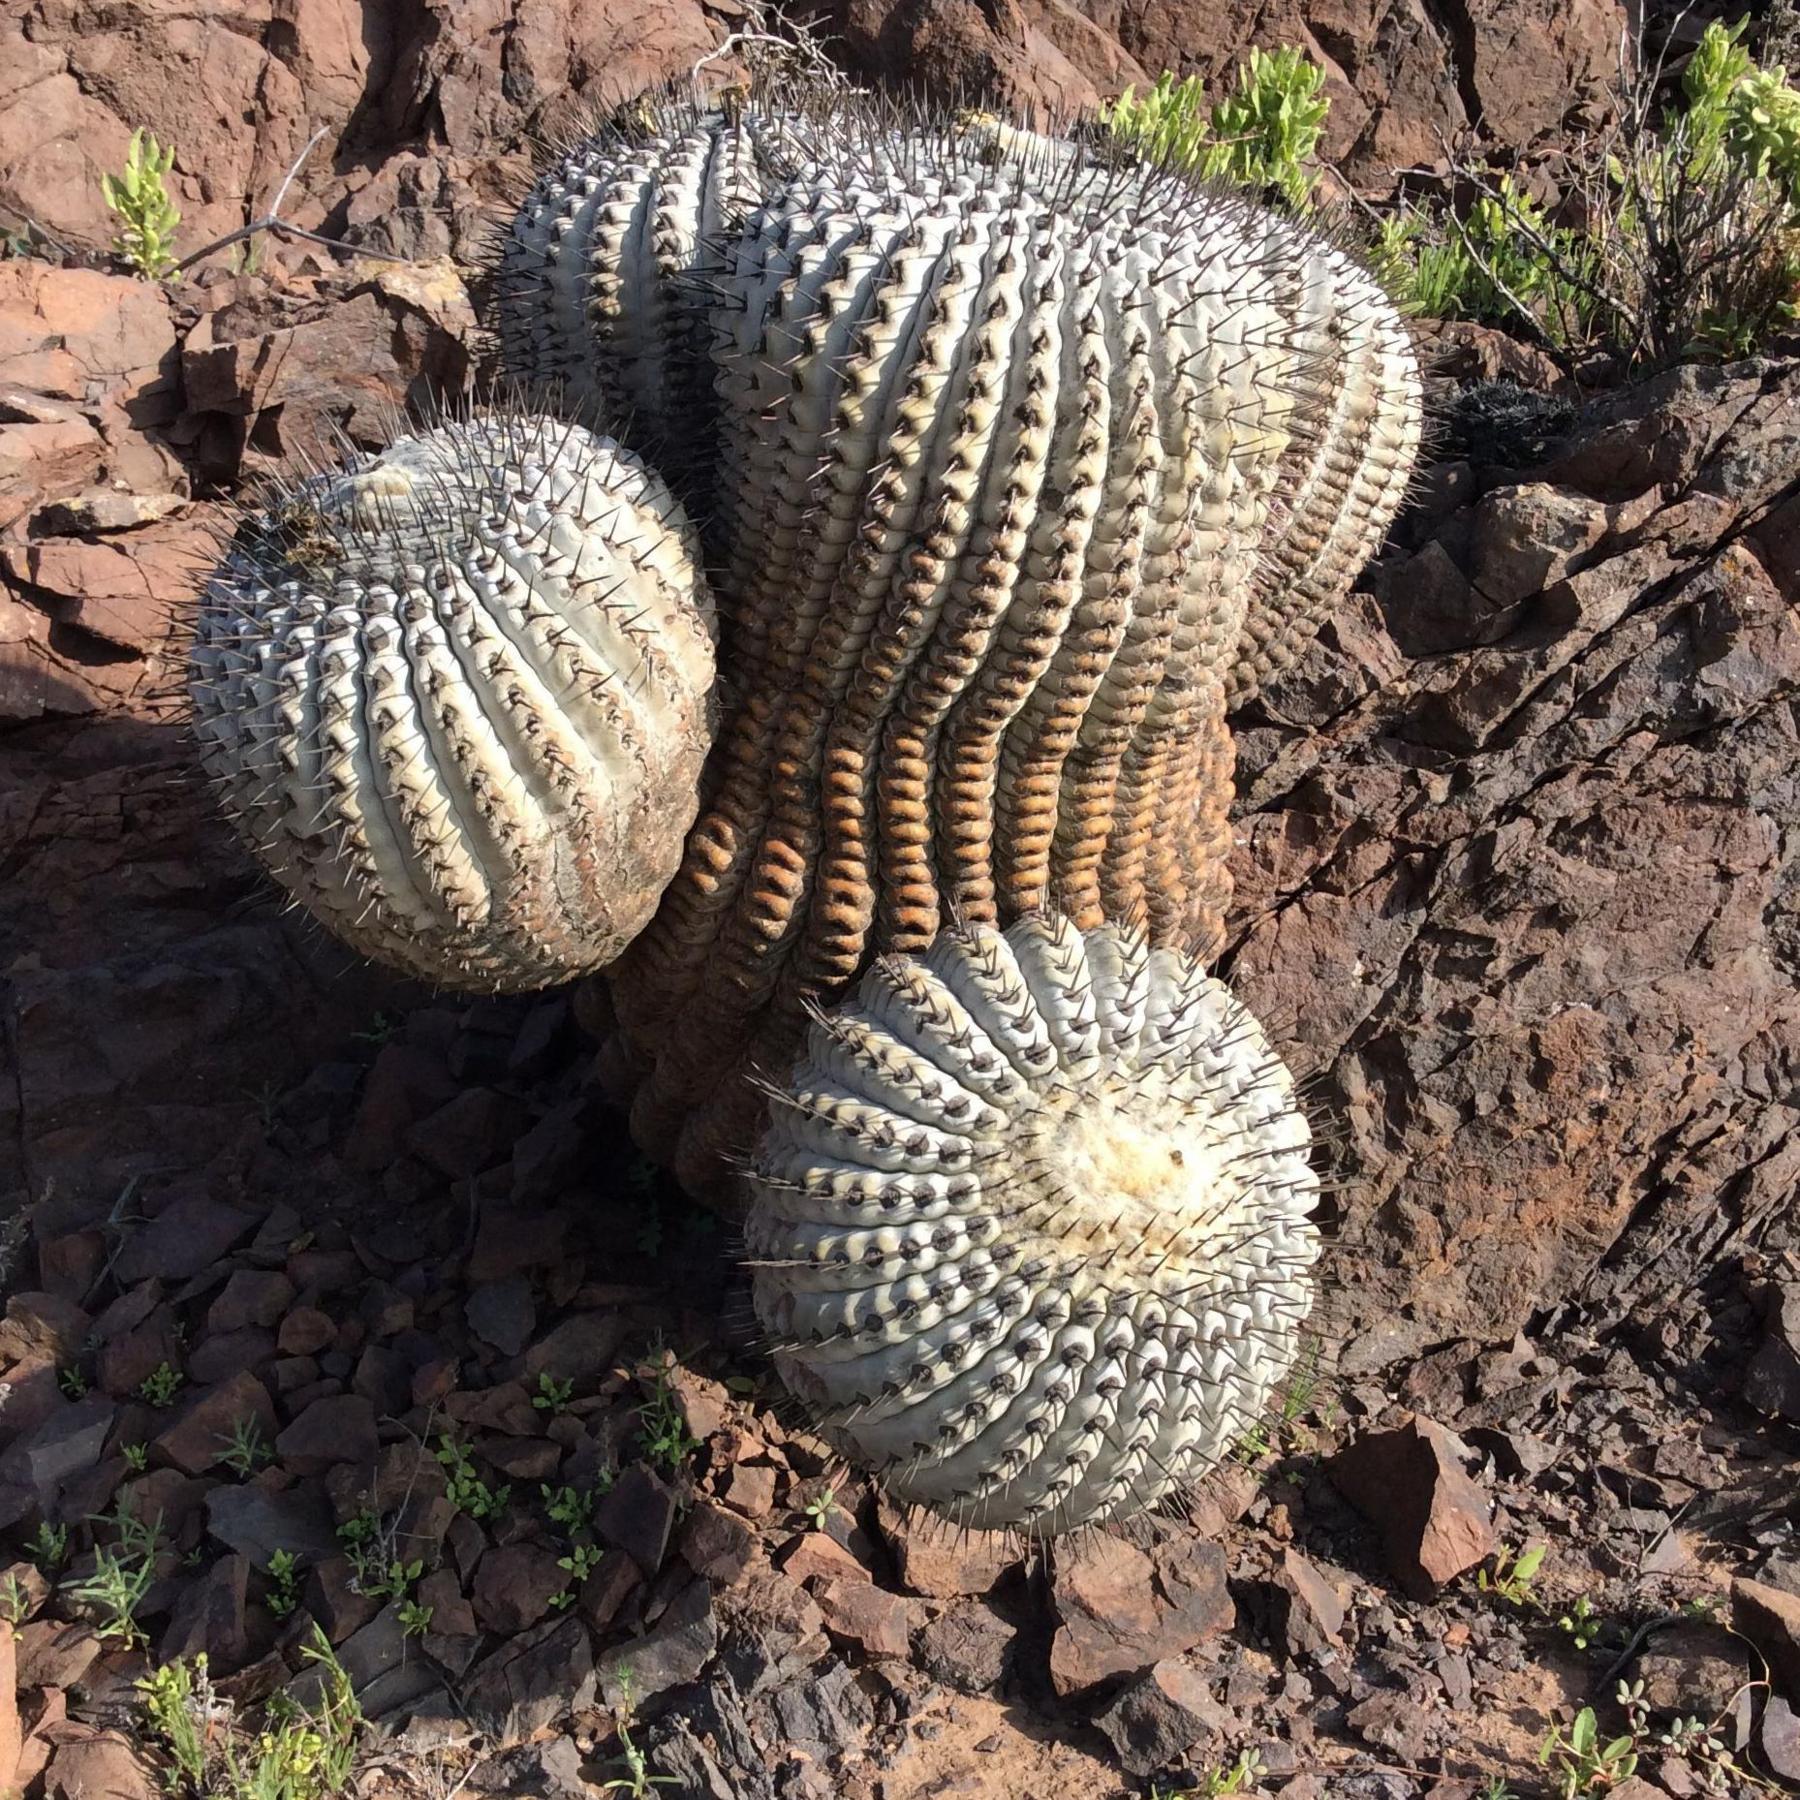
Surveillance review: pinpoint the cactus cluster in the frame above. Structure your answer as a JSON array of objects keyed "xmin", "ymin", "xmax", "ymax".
[{"xmin": 190, "ymin": 77, "xmax": 1422, "ymax": 1532}]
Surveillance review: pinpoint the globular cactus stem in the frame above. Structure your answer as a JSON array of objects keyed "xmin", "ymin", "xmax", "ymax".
[
  {"xmin": 188, "ymin": 413, "xmax": 716, "ymax": 991},
  {"xmin": 745, "ymin": 913, "xmax": 1320, "ymax": 1534}
]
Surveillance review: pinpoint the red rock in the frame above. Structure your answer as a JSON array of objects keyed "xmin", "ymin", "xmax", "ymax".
[
  {"xmin": 415, "ymin": 1569, "xmax": 476, "ymax": 1639},
  {"xmin": 596, "ymin": 1467, "xmax": 676, "ymax": 1577},
  {"xmin": 1, "ymin": 522, "xmax": 216, "ymax": 655},
  {"xmin": 43, "ymin": 1731, "xmax": 156, "ymax": 1800},
  {"xmin": 814, "ymin": 1578, "xmax": 910, "ymax": 1659},
  {"xmin": 276, "ymin": 1394, "xmax": 378, "ymax": 1474},
  {"xmin": 112, "ymin": 1193, "xmax": 260, "ymax": 1285},
  {"xmin": 276, "ymin": 1308, "xmax": 336, "ymax": 1357},
  {"xmin": 152, "ymin": 1371, "xmax": 277, "ymax": 1477},
  {"xmin": 207, "ymin": 1271, "xmax": 296, "ymax": 1336},
  {"xmin": 159, "ymin": 1553, "xmax": 249, "ymax": 1670},
  {"xmin": 1734, "ymin": 1579, "xmax": 1800, "ymax": 1702},
  {"xmin": 578, "ymin": 1548, "xmax": 641, "ymax": 1635},
  {"xmin": 0, "ymin": 1622, "xmax": 19, "ymax": 1798},
  {"xmin": 1049, "ymin": 1536, "xmax": 1234, "ymax": 1696},
  {"xmin": 722, "ymin": 1462, "xmax": 778, "ymax": 1520},
  {"xmin": 14, "ymin": 1618, "xmax": 100, "ymax": 1690},
  {"xmin": 1276, "ymin": 1548, "xmax": 1347, "ymax": 1657},
  {"xmin": 679, "ymin": 1500, "xmax": 755, "ymax": 1586},
  {"xmin": 878, "ymin": 1498, "xmax": 1016, "ymax": 1598},
  {"xmin": 780, "ymin": 1532, "xmax": 867, "ymax": 1587},
  {"xmin": 471, "ymin": 1542, "xmax": 567, "ymax": 1635},
  {"xmin": 1331, "ymin": 1415, "xmax": 1497, "ymax": 1600},
  {"xmin": 524, "ymin": 1313, "xmax": 628, "ymax": 1387}
]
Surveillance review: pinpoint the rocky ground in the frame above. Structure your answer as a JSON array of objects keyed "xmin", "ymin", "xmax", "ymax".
[{"xmin": 2, "ymin": 1, "xmax": 1800, "ymax": 1796}]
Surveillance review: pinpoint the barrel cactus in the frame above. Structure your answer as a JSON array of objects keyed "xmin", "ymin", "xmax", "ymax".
[
  {"xmin": 188, "ymin": 414, "xmax": 716, "ymax": 990},
  {"xmin": 745, "ymin": 913, "xmax": 1320, "ymax": 1532}
]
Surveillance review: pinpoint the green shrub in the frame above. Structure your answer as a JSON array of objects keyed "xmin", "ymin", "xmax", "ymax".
[
  {"xmin": 1387, "ymin": 20, "xmax": 1800, "ymax": 372},
  {"xmin": 101, "ymin": 129, "xmax": 181, "ymax": 280},
  {"xmin": 1102, "ymin": 47, "xmax": 1328, "ymax": 209}
]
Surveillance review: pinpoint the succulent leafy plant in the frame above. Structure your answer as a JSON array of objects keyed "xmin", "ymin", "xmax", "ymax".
[
  {"xmin": 189, "ymin": 413, "xmax": 716, "ymax": 990},
  {"xmin": 744, "ymin": 914, "xmax": 1320, "ymax": 1531}
]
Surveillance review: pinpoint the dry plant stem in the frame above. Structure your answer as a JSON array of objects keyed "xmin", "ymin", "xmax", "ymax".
[{"xmin": 174, "ymin": 127, "xmax": 414, "ymax": 275}]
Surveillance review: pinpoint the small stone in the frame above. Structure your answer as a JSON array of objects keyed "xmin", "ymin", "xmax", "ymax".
[
  {"xmin": 277, "ymin": 1308, "xmax": 336, "ymax": 1356},
  {"xmin": 1635, "ymin": 1621, "xmax": 1745, "ymax": 1717},
  {"xmin": 113, "ymin": 1194, "xmax": 259, "ymax": 1284},
  {"xmin": 578, "ymin": 1549, "xmax": 641, "ymax": 1635},
  {"xmin": 1348, "ymin": 1691, "xmax": 1435, "ymax": 1762},
  {"xmin": 0, "ymin": 1623, "xmax": 18, "ymax": 1797},
  {"xmin": 306, "ymin": 1555, "xmax": 380, "ymax": 1645},
  {"xmin": 153, "ymin": 1371, "xmax": 277, "ymax": 1477},
  {"xmin": 915, "ymin": 1601, "xmax": 1014, "ymax": 1693},
  {"xmin": 1733, "ymin": 1579, "xmax": 1800, "ymax": 1701},
  {"xmin": 722, "ymin": 1463, "xmax": 777, "ymax": 1520},
  {"xmin": 595, "ymin": 1578, "xmax": 717, "ymax": 1708},
  {"xmin": 1744, "ymin": 1283, "xmax": 1800, "ymax": 1424},
  {"xmin": 15, "ymin": 1618, "xmax": 101, "ymax": 1689},
  {"xmin": 206, "ymin": 1482, "xmax": 339, "ymax": 1566},
  {"xmin": 160, "ymin": 1554, "xmax": 249, "ymax": 1671},
  {"xmin": 878, "ymin": 1498, "xmax": 1016, "ymax": 1598},
  {"xmin": 472, "ymin": 1543, "xmax": 568, "ymax": 1636},
  {"xmin": 465, "ymin": 1279, "xmax": 536, "ymax": 1356},
  {"xmin": 666, "ymin": 1368, "xmax": 729, "ymax": 1444},
  {"xmin": 814, "ymin": 1579, "xmax": 910, "ymax": 1659},
  {"xmin": 277, "ymin": 1394, "xmax": 379, "ymax": 1475},
  {"xmin": 188, "ymin": 1330, "xmax": 277, "ymax": 1387},
  {"xmin": 524, "ymin": 1314, "xmax": 629, "ymax": 1388},
  {"xmin": 1094, "ymin": 1659, "xmax": 1226, "ymax": 1778},
  {"xmin": 482, "ymin": 1436, "xmax": 561, "ymax": 1481},
  {"xmin": 680, "ymin": 1501, "xmax": 755, "ymax": 1586},
  {"xmin": 416, "ymin": 1569, "xmax": 476, "ymax": 1639},
  {"xmin": 780, "ymin": 1532, "xmax": 867, "ymax": 1587},
  {"xmin": 1762, "ymin": 1694, "xmax": 1800, "ymax": 1782},
  {"xmin": 1331, "ymin": 1413, "xmax": 1497, "ymax": 1600},
  {"xmin": 1276, "ymin": 1548, "xmax": 1347, "ymax": 1658},
  {"xmin": 1050, "ymin": 1536, "xmax": 1233, "ymax": 1696},
  {"xmin": 470, "ymin": 1207, "xmax": 568, "ymax": 1282},
  {"xmin": 44, "ymin": 1733, "xmax": 156, "ymax": 1800},
  {"xmin": 464, "ymin": 1614, "xmax": 595, "ymax": 1745},
  {"xmin": 207, "ymin": 1271, "xmax": 295, "ymax": 1336},
  {"xmin": 406, "ymin": 1088, "xmax": 514, "ymax": 1178},
  {"xmin": 596, "ymin": 1467, "xmax": 677, "ymax": 1576}
]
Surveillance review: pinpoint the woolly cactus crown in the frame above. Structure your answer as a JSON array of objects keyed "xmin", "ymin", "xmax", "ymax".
[{"xmin": 746, "ymin": 914, "xmax": 1320, "ymax": 1532}]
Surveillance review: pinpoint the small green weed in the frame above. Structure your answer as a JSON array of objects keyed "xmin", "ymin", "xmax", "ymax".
[
  {"xmin": 1558, "ymin": 1594, "xmax": 1602, "ymax": 1651},
  {"xmin": 801, "ymin": 1484, "xmax": 839, "ymax": 1532},
  {"xmin": 216, "ymin": 1417, "xmax": 272, "ymax": 1479},
  {"xmin": 396, "ymin": 1597, "xmax": 433, "ymax": 1637},
  {"xmin": 137, "ymin": 1361, "xmax": 184, "ymax": 1408},
  {"xmin": 138, "ymin": 1624, "xmax": 364, "ymax": 1800},
  {"xmin": 1538, "ymin": 1704, "xmax": 1637, "ymax": 1799},
  {"xmin": 121, "ymin": 1441, "xmax": 149, "ymax": 1472},
  {"xmin": 1478, "ymin": 1542, "xmax": 1546, "ymax": 1607},
  {"xmin": 266, "ymin": 1548, "xmax": 302, "ymax": 1621},
  {"xmin": 542, "ymin": 1483, "xmax": 599, "ymax": 1534},
  {"xmin": 62, "ymin": 1501, "xmax": 162, "ymax": 1646},
  {"xmin": 57, "ymin": 1364, "xmax": 88, "ymax": 1399},
  {"xmin": 599, "ymin": 1709, "xmax": 677, "ymax": 1796},
  {"xmin": 29, "ymin": 1520, "xmax": 69, "ymax": 1572},
  {"xmin": 636, "ymin": 1369, "xmax": 701, "ymax": 1475},
  {"xmin": 0, "ymin": 1573, "xmax": 31, "ymax": 1625},
  {"xmin": 101, "ymin": 128, "xmax": 181, "ymax": 280},
  {"xmin": 533, "ymin": 1373, "xmax": 574, "ymax": 1415},
  {"xmin": 436, "ymin": 1434, "xmax": 510, "ymax": 1521}
]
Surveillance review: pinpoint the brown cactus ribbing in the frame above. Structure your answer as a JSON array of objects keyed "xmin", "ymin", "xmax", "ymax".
[{"xmin": 601, "ymin": 117, "xmax": 1357, "ymax": 1199}]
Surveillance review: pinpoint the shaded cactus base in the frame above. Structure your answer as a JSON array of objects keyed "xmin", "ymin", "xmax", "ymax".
[{"xmin": 746, "ymin": 916, "xmax": 1320, "ymax": 1533}]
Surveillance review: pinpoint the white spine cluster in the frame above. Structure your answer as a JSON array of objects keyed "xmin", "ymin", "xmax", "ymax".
[
  {"xmin": 188, "ymin": 415, "xmax": 716, "ymax": 991},
  {"xmin": 745, "ymin": 914, "xmax": 1320, "ymax": 1533}
]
